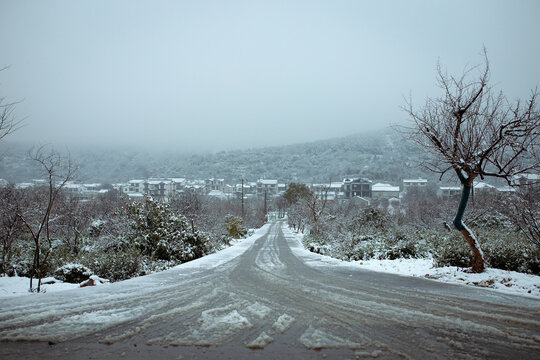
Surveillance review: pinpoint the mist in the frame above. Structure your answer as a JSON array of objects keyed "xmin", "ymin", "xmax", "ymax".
[{"xmin": 1, "ymin": 0, "xmax": 539, "ymax": 153}]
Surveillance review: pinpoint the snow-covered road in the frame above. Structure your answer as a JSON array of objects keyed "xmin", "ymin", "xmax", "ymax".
[{"xmin": 1, "ymin": 221, "xmax": 539, "ymax": 359}]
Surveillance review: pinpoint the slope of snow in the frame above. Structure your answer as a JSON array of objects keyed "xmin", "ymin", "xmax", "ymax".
[{"xmin": 283, "ymin": 225, "xmax": 540, "ymax": 299}]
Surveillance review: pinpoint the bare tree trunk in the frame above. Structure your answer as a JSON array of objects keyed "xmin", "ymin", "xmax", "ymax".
[{"xmin": 453, "ymin": 180, "xmax": 485, "ymax": 273}]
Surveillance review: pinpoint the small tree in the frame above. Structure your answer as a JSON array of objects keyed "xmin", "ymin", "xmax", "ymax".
[
  {"xmin": 18, "ymin": 146, "xmax": 77, "ymax": 291},
  {"xmin": 283, "ymin": 183, "xmax": 312, "ymax": 232},
  {"xmin": 225, "ymin": 215, "xmax": 247, "ymax": 239},
  {"xmin": 126, "ymin": 196, "xmax": 211, "ymax": 262},
  {"xmin": 283, "ymin": 183, "xmax": 312, "ymax": 206},
  {"xmin": 403, "ymin": 49, "xmax": 539, "ymax": 272}
]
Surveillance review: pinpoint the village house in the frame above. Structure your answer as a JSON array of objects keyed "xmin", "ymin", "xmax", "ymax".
[
  {"xmin": 257, "ymin": 179, "xmax": 278, "ymax": 197},
  {"xmin": 205, "ymin": 178, "xmax": 225, "ymax": 193},
  {"xmin": 438, "ymin": 186, "xmax": 461, "ymax": 198},
  {"xmin": 371, "ymin": 183, "xmax": 400, "ymax": 200},
  {"xmin": 402, "ymin": 178, "xmax": 428, "ymax": 193},
  {"xmin": 512, "ymin": 173, "xmax": 539, "ymax": 187},
  {"xmin": 473, "ymin": 181, "xmax": 496, "ymax": 194},
  {"xmin": 127, "ymin": 179, "xmax": 145, "ymax": 193},
  {"xmin": 343, "ymin": 178, "xmax": 372, "ymax": 199}
]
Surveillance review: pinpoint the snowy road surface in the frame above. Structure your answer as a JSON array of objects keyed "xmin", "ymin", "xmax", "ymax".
[{"xmin": 1, "ymin": 221, "xmax": 539, "ymax": 359}]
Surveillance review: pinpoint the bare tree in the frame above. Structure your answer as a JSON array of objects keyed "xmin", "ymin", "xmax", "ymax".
[
  {"xmin": 18, "ymin": 146, "xmax": 78, "ymax": 292},
  {"xmin": 402, "ymin": 49, "xmax": 540, "ymax": 272},
  {"xmin": 0, "ymin": 66, "xmax": 23, "ymax": 141},
  {"xmin": 300, "ymin": 183, "xmax": 331, "ymax": 235},
  {"xmin": 507, "ymin": 186, "xmax": 540, "ymax": 247}
]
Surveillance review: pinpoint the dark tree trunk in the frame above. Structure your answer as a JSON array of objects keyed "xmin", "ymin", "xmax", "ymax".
[{"xmin": 453, "ymin": 180, "xmax": 485, "ymax": 273}]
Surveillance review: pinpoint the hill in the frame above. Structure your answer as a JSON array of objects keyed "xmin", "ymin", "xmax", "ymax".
[{"xmin": 0, "ymin": 129, "xmax": 436, "ymax": 184}]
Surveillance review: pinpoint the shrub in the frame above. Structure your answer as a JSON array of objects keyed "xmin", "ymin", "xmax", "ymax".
[
  {"xmin": 481, "ymin": 230, "xmax": 540, "ymax": 275},
  {"xmin": 54, "ymin": 263, "xmax": 93, "ymax": 283},
  {"xmin": 225, "ymin": 215, "xmax": 247, "ymax": 239},
  {"xmin": 350, "ymin": 207, "xmax": 390, "ymax": 233},
  {"xmin": 83, "ymin": 245, "xmax": 141, "ymax": 282},
  {"xmin": 431, "ymin": 232, "xmax": 471, "ymax": 268}
]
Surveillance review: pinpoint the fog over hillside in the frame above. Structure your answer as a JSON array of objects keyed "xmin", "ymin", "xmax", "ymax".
[{"xmin": 0, "ymin": 129, "xmax": 450, "ymax": 185}]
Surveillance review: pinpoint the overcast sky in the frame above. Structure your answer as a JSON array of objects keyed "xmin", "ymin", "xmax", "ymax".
[{"xmin": 1, "ymin": 0, "xmax": 539, "ymax": 153}]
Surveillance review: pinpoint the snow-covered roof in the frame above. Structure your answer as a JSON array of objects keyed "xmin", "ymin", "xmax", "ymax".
[
  {"xmin": 372, "ymin": 183, "xmax": 400, "ymax": 192},
  {"xmin": 129, "ymin": 179, "xmax": 145, "ymax": 184},
  {"xmin": 473, "ymin": 181, "xmax": 495, "ymax": 189},
  {"xmin": 170, "ymin": 178, "xmax": 186, "ymax": 183},
  {"xmin": 259, "ymin": 179, "xmax": 278, "ymax": 185},
  {"xmin": 403, "ymin": 178, "xmax": 427, "ymax": 184},
  {"xmin": 148, "ymin": 180, "xmax": 169, "ymax": 185},
  {"xmin": 497, "ymin": 186, "xmax": 517, "ymax": 192},
  {"xmin": 513, "ymin": 173, "xmax": 539, "ymax": 181},
  {"xmin": 207, "ymin": 190, "xmax": 230, "ymax": 199},
  {"xmin": 64, "ymin": 183, "xmax": 83, "ymax": 189},
  {"xmin": 439, "ymin": 186, "xmax": 461, "ymax": 190},
  {"xmin": 343, "ymin": 178, "xmax": 372, "ymax": 184},
  {"xmin": 127, "ymin": 192, "xmax": 144, "ymax": 198}
]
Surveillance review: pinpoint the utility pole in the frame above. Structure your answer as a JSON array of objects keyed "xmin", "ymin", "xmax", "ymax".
[
  {"xmin": 264, "ymin": 189, "xmax": 267, "ymax": 221},
  {"xmin": 241, "ymin": 178, "xmax": 245, "ymax": 219}
]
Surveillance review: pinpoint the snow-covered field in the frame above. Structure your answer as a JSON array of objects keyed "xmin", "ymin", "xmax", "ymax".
[{"xmin": 285, "ymin": 228, "xmax": 540, "ymax": 299}]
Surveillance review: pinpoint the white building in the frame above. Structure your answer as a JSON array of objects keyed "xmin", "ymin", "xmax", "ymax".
[
  {"xmin": 127, "ymin": 180, "xmax": 145, "ymax": 193},
  {"xmin": 438, "ymin": 186, "xmax": 461, "ymax": 198},
  {"xmin": 372, "ymin": 183, "xmax": 400, "ymax": 200},
  {"xmin": 402, "ymin": 178, "xmax": 428, "ymax": 192},
  {"xmin": 205, "ymin": 178, "xmax": 225, "ymax": 193},
  {"xmin": 257, "ymin": 179, "xmax": 278, "ymax": 197},
  {"xmin": 473, "ymin": 181, "xmax": 496, "ymax": 193}
]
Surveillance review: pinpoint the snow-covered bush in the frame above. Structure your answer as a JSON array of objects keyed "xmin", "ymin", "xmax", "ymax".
[
  {"xmin": 54, "ymin": 263, "xmax": 93, "ymax": 283},
  {"xmin": 350, "ymin": 207, "xmax": 390, "ymax": 233},
  {"xmin": 467, "ymin": 211, "xmax": 512, "ymax": 229},
  {"xmin": 225, "ymin": 215, "xmax": 247, "ymax": 239},
  {"xmin": 123, "ymin": 197, "xmax": 214, "ymax": 266},
  {"xmin": 303, "ymin": 233, "xmax": 332, "ymax": 255},
  {"xmin": 481, "ymin": 231, "xmax": 540, "ymax": 275},
  {"xmin": 83, "ymin": 244, "xmax": 141, "ymax": 282},
  {"xmin": 430, "ymin": 231, "xmax": 471, "ymax": 268}
]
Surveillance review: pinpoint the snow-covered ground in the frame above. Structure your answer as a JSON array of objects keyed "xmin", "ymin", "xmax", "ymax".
[
  {"xmin": 356, "ymin": 258, "xmax": 540, "ymax": 298},
  {"xmin": 0, "ymin": 224, "xmax": 271, "ymax": 299},
  {"xmin": 2, "ymin": 222, "xmax": 539, "ymax": 300},
  {"xmin": 0, "ymin": 276, "xmax": 80, "ymax": 297},
  {"xmin": 1, "ymin": 221, "xmax": 539, "ymax": 359},
  {"xmin": 285, "ymin": 227, "xmax": 540, "ymax": 299}
]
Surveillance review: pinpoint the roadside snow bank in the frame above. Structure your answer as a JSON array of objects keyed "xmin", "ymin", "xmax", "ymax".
[
  {"xmin": 357, "ymin": 258, "xmax": 540, "ymax": 298},
  {"xmin": 0, "ymin": 276, "xmax": 79, "ymax": 297},
  {"xmin": 283, "ymin": 224, "xmax": 540, "ymax": 299}
]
